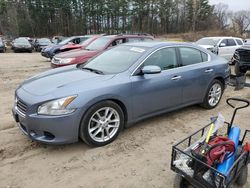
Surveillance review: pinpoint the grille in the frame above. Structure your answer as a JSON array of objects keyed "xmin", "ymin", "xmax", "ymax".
[{"xmin": 16, "ymin": 98, "xmax": 27, "ymax": 115}]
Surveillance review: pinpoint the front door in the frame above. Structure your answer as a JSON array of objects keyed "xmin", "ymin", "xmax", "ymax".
[{"xmin": 130, "ymin": 47, "xmax": 182, "ymax": 119}]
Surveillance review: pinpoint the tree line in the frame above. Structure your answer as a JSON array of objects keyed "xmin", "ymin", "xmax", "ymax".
[{"xmin": 0, "ymin": 0, "xmax": 249, "ymax": 38}]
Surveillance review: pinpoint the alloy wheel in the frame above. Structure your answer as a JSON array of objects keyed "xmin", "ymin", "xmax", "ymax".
[{"xmin": 88, "ymin": 107, "xmax": 120, "ymax": 143}]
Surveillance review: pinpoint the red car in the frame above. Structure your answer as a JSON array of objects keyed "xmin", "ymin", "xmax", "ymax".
[
  {"xmin": 51, "ymin": 34, "xmax": 154, "ymax": 68},
  {"xmin": 59, "ymin": 35, "xmax": 100, "ymax": 52}
]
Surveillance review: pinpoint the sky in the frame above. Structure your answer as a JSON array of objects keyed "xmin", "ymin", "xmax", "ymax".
[{"xmin": 209, "ymin": 0, "xmax": 250, "ymax": 12}]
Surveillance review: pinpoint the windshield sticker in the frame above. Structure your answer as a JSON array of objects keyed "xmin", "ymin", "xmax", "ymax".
[{"xmin": 130, "ymin": 47, "xmax": 145, "ymax": 53}]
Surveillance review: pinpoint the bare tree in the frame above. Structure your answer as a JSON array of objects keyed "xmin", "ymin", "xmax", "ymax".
[
  {"xmin": 232, "ymin": 11, "xmax": 250, "ymax": 35},
  {"xmin": 214, "ymin": 3, "xmax": 229, "ymax": 29}
]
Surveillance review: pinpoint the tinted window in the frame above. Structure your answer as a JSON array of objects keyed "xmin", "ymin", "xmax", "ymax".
[
  {"xmin": 227, "ymin": 39, "xmax": 236, "ymax": 46},
  {"xmin": 83, "ymin": 46, "xmax": 147, "ymax": 74},
  {"xmin": 179, "ymin": 47, "xmax": 203, "ymax": 66},
  {"xmin": 236, "ymin": 39, "xmax": 243, "ymax": 45},
  {"xmin": 144, "ymin": 48, "xmax": 177, "ymax": 70}
]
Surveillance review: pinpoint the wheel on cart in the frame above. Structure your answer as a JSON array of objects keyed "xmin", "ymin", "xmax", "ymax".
[
  {"xmin": 235, "ymin": 166, "xmax": 248, "ymax": 187},
  {"xmin": 174, "ymin": 174, "xmax": 190, "ymax": 188}
]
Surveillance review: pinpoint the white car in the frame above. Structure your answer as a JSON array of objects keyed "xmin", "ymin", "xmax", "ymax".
[{"xmin": 195, "ymin": 37, "xmax": 244, "ymax": 60}]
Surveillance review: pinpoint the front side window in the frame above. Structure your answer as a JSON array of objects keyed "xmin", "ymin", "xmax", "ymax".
[
  {"xmin": 143, "ymin": 48, "xmax": 177, "ymax": 70},
  {"xmin": 179, "ymin": 47, "xmax": 205, "ymax": 66},
  {"xmin": 220, "ymin": 39, "xmax": 228, "ymax": 47}
]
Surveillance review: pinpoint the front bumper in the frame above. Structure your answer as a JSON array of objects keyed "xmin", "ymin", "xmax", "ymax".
[{"xmin": 12, "ymin": 105, "xmax": 81, "ymax": 145}]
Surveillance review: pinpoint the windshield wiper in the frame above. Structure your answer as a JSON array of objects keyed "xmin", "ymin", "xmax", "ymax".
[{"xmin": 82, "ymin": 67, "xmax": 104, "ymax": 75}]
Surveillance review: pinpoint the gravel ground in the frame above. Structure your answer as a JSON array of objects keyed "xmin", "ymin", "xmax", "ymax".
[{"xmin": 0, "ymin": 52, "xmax": 250, "ymax": 188}]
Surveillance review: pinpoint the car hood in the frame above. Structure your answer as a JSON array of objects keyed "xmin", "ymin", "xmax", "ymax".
[
  {"xmin": 198, "ymin": 44, "xmax": 215, "ymax": 49},
  {"xmin": 21, "ymin": 65, "xmax": 113, "ymax": 96},
  {"xmin": 55, "ymin": 49, "xmax": 98, "ymax": 58}
]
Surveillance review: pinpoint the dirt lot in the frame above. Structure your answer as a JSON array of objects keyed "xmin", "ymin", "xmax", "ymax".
[{"xmin": 0, "ymin": 53, "xmax": 250, "ymax": 188}]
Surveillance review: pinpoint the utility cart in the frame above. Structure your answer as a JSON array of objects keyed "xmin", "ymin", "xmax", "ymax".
[{"xmin": 171, "ymin": 98, "xmax": 250, "ymax": 188}]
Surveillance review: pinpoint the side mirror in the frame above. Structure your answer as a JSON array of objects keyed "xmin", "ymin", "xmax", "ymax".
[
  {"xmin": 220, "ymin": 43, "xmax": 226, "ymax": 47},
  {"xmin": 141, "ymin": 65, "xmax": 161, "ymax": 74}
]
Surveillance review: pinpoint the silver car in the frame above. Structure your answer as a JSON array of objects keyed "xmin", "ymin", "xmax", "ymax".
[{"xmin": 12, "ymin": 42, "xmax": 230, "ymax": 146}]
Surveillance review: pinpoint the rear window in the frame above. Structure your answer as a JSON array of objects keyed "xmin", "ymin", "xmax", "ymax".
[
  {"xmin": 236, "ymin": 39, "xmax": 243, "ymax": 45},
  {"xmin": 179, "ymin": 47, "xmax": 207, "ymax": 66}
]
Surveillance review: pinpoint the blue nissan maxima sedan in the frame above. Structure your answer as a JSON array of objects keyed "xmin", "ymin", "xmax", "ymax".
[{"xmin": 12, "ymin": 42, "xmax": 230, "ymax": 146}]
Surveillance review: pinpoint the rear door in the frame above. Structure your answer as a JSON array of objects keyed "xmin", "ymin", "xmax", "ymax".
[
  {"xmin": 177, "ymin": 47, "xmax": 214, "ymax": 104},
  {"xmin": 218, "ymin": 39, "xmax": 237, "ymax": 60}
]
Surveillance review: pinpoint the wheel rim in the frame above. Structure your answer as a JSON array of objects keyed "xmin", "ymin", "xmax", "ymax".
[
  {"xmin": 88, "ymin": 107, "xmax": 120, "ymax": 143},
  {"xmin": 208, "ymin": 83, "xmax": 222, "ymax": 107}
]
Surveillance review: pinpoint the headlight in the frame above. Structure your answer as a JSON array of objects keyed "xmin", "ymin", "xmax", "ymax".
[
  {"xmin": 38, "ymin": 95, "xmax": 77, "ymax": 115},
  {"xmin": 60, "ymin": 58, "xmax": 75, "ymax": 64}
]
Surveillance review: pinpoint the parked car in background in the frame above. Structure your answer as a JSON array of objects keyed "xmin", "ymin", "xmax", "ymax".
[
  {"xmin": 0, "ymin": 37, "xmax": 6, "ymax": 52},
  {"xmin": 13, "ymin": 42, "xmax": 230, "ymax": 146},
  {"xmin": 11, "ymin": 37, "xmax": 33, "ymax": 53},
  {"xmin": 33, "ymin": 38, "xmax": 52, "ymax": 52},
  {"xmin": 60, "ymin": 35, "xmax": 101, "ymax": 53},
  {"xmin": 233, "ymin": 45, "xmax": 250, "ymax": 75},
  {"xmin": 41, "ymin": 36, "xmax": 90, "ymax": 59},
  {"xmin": 51, "ymin": 34, "xmax": 154, "ymax": 68},
  {"xmin": 195, "ymin": 37, "xmax": 244, "ymax": 60}
]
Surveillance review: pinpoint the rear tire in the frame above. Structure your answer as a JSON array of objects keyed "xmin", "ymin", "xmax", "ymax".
[
  {"xmin": 174, "ymin": 174, "xmax": 189, "ymax": 188},
  {"xmin": 201, "ymin": 79, "xmax": 223, "ymax": 109},
  {"xmin": 79, "ymin": 100, "xmax": 124, "ymax": 147}
]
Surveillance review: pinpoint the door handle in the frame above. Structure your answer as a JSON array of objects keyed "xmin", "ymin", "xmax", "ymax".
[
  {"xmin": 205, "ymin": 69, "xmax": 214, "ymax": 73},
  {"xmin": 171, "ymin": 75, "xmax": 182, "ymax": 80}
]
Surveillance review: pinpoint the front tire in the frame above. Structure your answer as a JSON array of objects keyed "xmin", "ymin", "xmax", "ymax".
[
  {"xmin": 201, "ymin": 79, "xmax": 223, "ymax": 109},
  {"xmin": 79, "ymin": 100, "xmax": 124, "ymax": 147}
]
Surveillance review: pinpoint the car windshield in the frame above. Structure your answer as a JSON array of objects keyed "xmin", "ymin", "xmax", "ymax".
[
  {"xmin": 14, "ymin": 38, "xmax": 30, "ymax": 45},
  {"xmin": 85, "ymin": 37, "xmax": 112, "ymax": 51},
  {"xmin": 82, "ymin": 45, "xmax": 147, "ymax": 74},
  {"xmin": 80, "ymin": 37, "xmax": 96, "ymax": 45},
  {"xmin": 38, "ymin": 38, "xmax": 51, "ymax": 44},
  {"xmin": 196, "ymin": 38, "xmax": 220, "ymax": 46},
  {"xmin": 0, "ymin": 39, "xmax": 3, "ymax": 45}
]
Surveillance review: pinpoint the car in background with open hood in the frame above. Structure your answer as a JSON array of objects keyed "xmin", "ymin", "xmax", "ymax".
[
  {"xmin": 51, "ymin": 34, "xmax": 154, "ymax": 68},
  {"xmin": 59, "ymin": 35, "xmax": 101, "ymax": 53},
  {"xmin": 41, "ymin": 36, "xmax": 91, "ymax": 59}
]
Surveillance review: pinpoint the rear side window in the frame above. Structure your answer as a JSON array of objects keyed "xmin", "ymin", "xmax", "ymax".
[
  {"xmin": 227, "ymin": 39, "xmax": 236, "ymax": 46},
  {"xmin": 236, "ymin": 39, "xmax": 243, "ymax": 45},
  {"xmin": 179, "ymin": 47, "xmax": 206, "ymax": 66}
]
